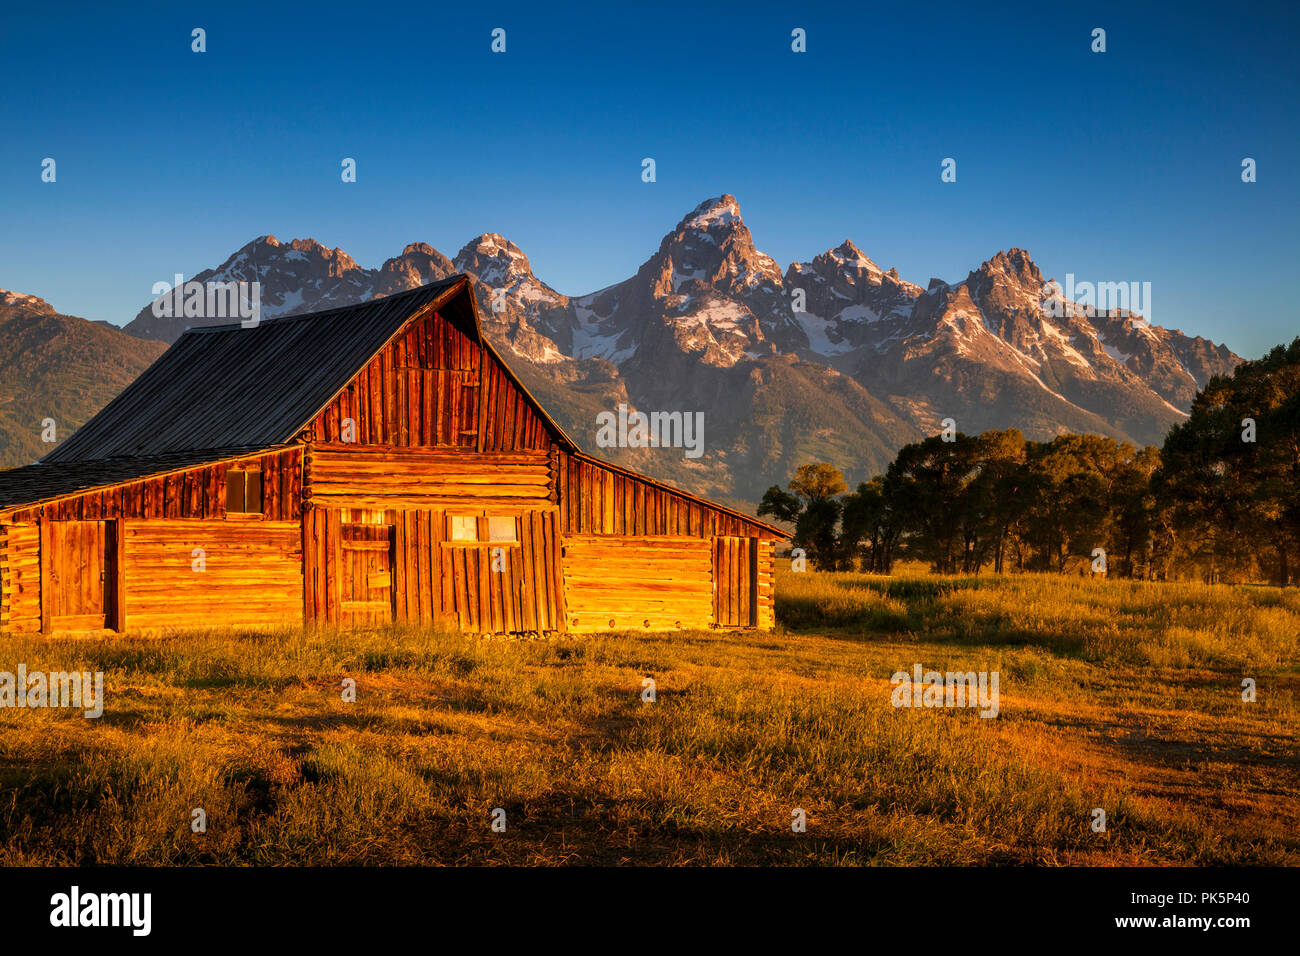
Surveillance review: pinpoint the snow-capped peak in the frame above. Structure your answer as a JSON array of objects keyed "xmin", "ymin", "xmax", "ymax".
[
  {"xmin": 682, "ymin": 194, "xmax": 741, "ymax": 232},
  {"xmin": 453, "ymin": 234, "xmax": 563, "ymax": 314},
  {"xmin": 454, "ymin": 233, "xmax": 537, "ymax": 284},
  {"xmin": 829, "ymin": 239, "xmax": 883, "ymax": 275},
  {"xmin": 462, "ymin": 232, "xmax": 525, "ymax": 260}
]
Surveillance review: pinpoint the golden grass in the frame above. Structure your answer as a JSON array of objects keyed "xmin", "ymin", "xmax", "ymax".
[{"xmin": 0, "ymin": 568, "xmax": 1296, "ymax": 865}]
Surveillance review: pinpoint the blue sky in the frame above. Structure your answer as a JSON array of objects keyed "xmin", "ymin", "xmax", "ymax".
[{"xmin": 0, "ymin": 0, "xmax": 1296, "ymax": 358}]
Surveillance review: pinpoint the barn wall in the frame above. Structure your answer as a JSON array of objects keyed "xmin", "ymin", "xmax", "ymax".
[
  {"xmin": 0, "ymin": 524, "xmax": 41, "ymax": 633},
  {"xmin": 298, "ymin": 443, "xmax": 782, "ymax": 633},
  {"xmin": 122, "ymin": 519, "xmax": 302, "ymax": 629},
  {"xmin": 553, "ymin": 450, "xmax": 779, "ymax": 629},
  {"xmin": 562, "ymin": 535, "xmax": 713, "ymax": 632},
  {"xmin": 5, "ymin": 443, "xmax": 780, "ymax": 634},
  {"xmin": 306, "ymin": 310, "xmax": 553, "ymax": 452},
  {"xmin": 1, "ymin": 447, "xmax": 302, "ymax": 524}
]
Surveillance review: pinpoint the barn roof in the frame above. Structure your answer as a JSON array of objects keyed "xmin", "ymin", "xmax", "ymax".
[{"xmin": 42, "ymin": 277, "xmax": 476, "ymax": 464}]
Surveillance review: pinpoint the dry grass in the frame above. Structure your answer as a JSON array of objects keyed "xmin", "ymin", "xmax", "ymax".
[{"xmin": 1, "ymin": 568, "xmax": 1296, "ymax": 865}]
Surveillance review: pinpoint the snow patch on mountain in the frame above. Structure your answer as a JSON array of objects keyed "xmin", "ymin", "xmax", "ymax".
[
  {"xmin": 794, "ymin": 311, "xmax": 854, "ymax": 355},
  {"xmin": 0, "ymin": 289, "xmax": 53, "ymax": 310}
]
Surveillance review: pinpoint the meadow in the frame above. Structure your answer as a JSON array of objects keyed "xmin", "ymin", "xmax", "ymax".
[{"xmin": 1, "ymin": 568, "xmax": 1296, "ymax": 865}]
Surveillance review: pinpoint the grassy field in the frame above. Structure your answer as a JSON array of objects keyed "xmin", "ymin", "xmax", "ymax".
[{"xmin": 1, "ymin": 568, "xmax": 1297, "ymax": 865}]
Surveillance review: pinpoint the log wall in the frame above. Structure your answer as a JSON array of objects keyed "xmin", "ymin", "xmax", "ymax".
[
  {"xmin": 122, "ymin": 520, "xmax": 303, "ymax": 629},
  {"xmin": 553, "ymin": 450, "xmax": 779, "ymax": 631},
  {"xmin": 305, "ymin": 445, "xmax": 553, "ymax": 509},
  {"xmin": 563, "ymin": 535, "xmax": 713, "ymax": 632}
]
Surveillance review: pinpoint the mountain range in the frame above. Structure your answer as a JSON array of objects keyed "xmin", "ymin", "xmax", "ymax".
[{"xmin": 0, "ymin": 196, "xmax": 1241, "ymax": 505}]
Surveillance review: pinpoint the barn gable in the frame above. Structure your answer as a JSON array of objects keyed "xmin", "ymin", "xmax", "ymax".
[{"xmin": 300, "ymin": 291, "xmax": 574, "ymax": 452}]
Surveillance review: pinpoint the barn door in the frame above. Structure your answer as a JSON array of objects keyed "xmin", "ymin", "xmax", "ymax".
[
  {"xmin": 43, "ymin": 520, "xmax": 114, "ymax": 632},
  {"xmin": 340, "ymin": 521, "xmax": 394, "ymax": 625},
  {"xmin": 713, "ymin": 536, "xmax": 758, "ymax": 628}
]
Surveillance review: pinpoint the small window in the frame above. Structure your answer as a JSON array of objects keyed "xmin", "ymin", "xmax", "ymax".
[
  {"xmin": 450, "ymin": 515, "xmax": 479, "ymax": 542},
  {"xmin": 225, "ymin": 469, "xmax": 263, "ymax": 514},
  {"xmin": 448, "ymin": 515, "xmax": 518, "ymax": 544}
]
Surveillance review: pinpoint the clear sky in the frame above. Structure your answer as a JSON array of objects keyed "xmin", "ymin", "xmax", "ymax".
[{"xmin": 0, "ymin": 0, "xmax": 1296, "ymax": 358}]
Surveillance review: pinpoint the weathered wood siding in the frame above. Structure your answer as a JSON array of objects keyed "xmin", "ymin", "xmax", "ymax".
[
  {"xmin": 555, "ymin": 450, "xmax": 771, "ymax": 539},
  {"xmin": 0, "ymin": 524, "xmax": 41, "ymax": 633},
  {"xmin": 122, "ymin": 520, "xmax": 303, "ymax": 629},
  {"xmin": 1, "ymin": 447, "xmax": 302, "ymax": 524},
  {"xmin": 306, "ymin": 309, "xmax": 553, "ymax": 451},
  {"xmin": 440, "ymin": 509, "xmax": 563, "ymax": 634},
  {"xmin": 562, "ymin": 535, "xmax": 713, "ymax": 632},
  {"xmin": 304, "ymin": 506, "xmax": 562, "ymax": 633}
]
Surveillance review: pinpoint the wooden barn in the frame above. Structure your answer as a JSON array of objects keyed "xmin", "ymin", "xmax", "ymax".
[{"xmin": 0, "ymin": 277, "xmax": 784, "ymax": 636}]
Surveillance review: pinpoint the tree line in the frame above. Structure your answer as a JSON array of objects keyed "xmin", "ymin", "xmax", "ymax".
[{"xmin": 760, "ymin": 337, "xmax": 1300, "ymax": 584}]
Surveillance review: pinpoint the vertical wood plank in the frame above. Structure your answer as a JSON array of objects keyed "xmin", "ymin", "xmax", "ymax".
[
  {"xmin": 111, "ymin": 518, "xmax": 126, "ymax": 631},
  {"xmin": 327, "ymin": 510, "xmax": 342, "ymax": 625},
  {"xmin": 302, "ymin": 508, "xmax": 316, "ymax": 623},
  {"xmin": 39, "ymin": 520, "xmax": 52, "ymax": 634},
  {"xmin": 393, "ymin": 514, "xmax": 407, "ymax": 623}
]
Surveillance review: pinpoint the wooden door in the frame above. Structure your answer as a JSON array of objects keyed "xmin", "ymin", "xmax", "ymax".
[
  {"xmin": 713, "ymin": 536, "xmax": 758, "ymax": 628},
  {"xmin": 340, "ymin": 522, "xmax": 394, "ymax": 625},
  {"xmin": 44, "ymin": 520, "xmax": 114, "ymax": 631}
]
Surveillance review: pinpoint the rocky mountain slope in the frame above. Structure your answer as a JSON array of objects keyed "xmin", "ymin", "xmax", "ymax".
[{"xmin": 0, "ymin": 291, "xmax": 167, "ymax": 467}]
